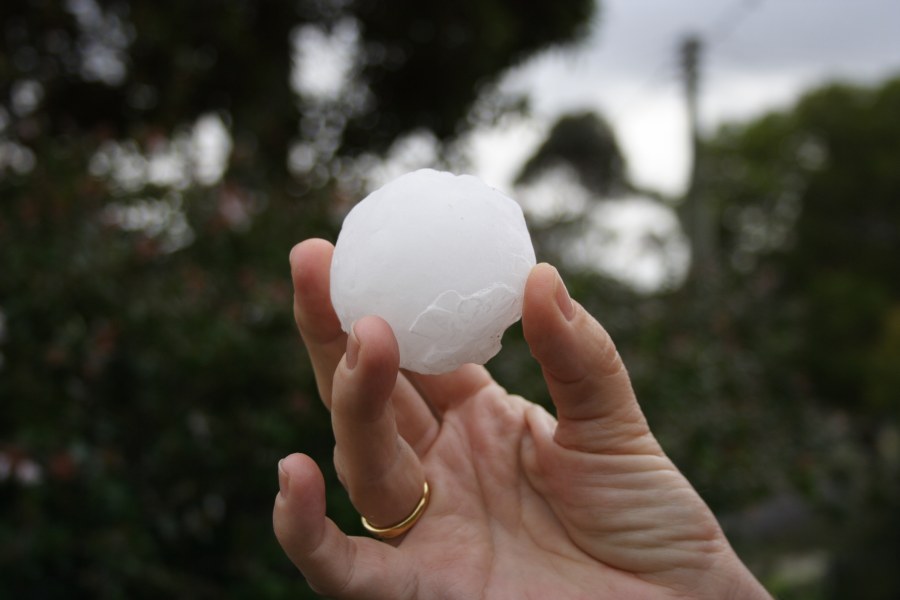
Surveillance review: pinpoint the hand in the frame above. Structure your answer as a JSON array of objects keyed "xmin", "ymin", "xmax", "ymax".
[{"xmin": 274, "ymin": 239, "xmax": 770, "ymax": 599}]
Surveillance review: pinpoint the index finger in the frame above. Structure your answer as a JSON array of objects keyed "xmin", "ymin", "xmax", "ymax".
[
  {"xmin": 290, "ymin": 240, "xmax": 440, "ymax": 454},
  {"xmin": 291, "ymin": 239, "xmax": 348, "ymax": 408}
]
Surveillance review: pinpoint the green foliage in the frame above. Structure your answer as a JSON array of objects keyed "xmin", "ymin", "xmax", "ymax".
[
  {"xmin": 690, "ymin": 75, "xmax": 900, "ymax": 597},
  {"xmin": 706, "ymin": 77, "xmax": 900, "ymax": 415},
  {"xmin": 1, "ymin": 162, "xmax": 333, "ymax": 597},
  {"xmin": 343, "ymin": 0, "xmax": 596, "ymax": 153},
  {"xmin": 0, "ymin": 0, "xmax": 593, "ymax": 163},
  {"xmin": 1, "ymin": 0, "xmax": 595, "ymax": 597}
]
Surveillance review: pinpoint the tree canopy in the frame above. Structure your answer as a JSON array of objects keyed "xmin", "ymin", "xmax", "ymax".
[
  {"xmin": 0, "ymin": 0, "xmax": 595, "ymax": 597},
  {"xmin": 704, "ymin": 78, "xmax": 900, "ymax": 415},
  {"xmin": 515, "ymin": 111, "xmax": 627, "ymax": 196}
]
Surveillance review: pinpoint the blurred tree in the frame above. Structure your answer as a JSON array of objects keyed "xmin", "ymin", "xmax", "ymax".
[
  {"xmin": 501, "ymin": 75, "xmax": 900, "ymax": 598},
  {"xmin": 0, "ymin": 0, "xmax": 596, "ymax": 598},
  {"xmin": 1, "ymin": 0, "xmax": 594, "ymax": 169},
  {"xmin": 515, "ymin": 111, "xmax": 627, "ymax": 196},
  {"xmin": 510, "ymin": 110, "xmax": 655, "ymax": 285},
  {"xmin": 705, "ymin": 77, "xmax": 900, "ymax": 416},
  {"xmin": 343, "ymin": 0, "xmax": 596, "ymax": 153},
  {"xmin": 695, "ymin": 76, "xmax": 900, "ymax": 597}
]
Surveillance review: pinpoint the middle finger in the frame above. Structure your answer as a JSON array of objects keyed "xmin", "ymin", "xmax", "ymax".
[{"xmin": 331, "ymin": 316, "xmax": 429, "ymax": 530}]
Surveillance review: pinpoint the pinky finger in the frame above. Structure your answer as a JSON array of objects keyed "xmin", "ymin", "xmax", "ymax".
[{"xmin": 273, "ymin": 453, "xmax": 417, "ymax": 599}]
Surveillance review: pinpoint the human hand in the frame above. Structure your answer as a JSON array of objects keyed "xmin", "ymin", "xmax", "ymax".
[{"xmin": 274, "ymin": 239, "xmax": 771, "ymax": 599}]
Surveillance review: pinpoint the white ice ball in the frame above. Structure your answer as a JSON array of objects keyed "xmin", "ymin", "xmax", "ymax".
[{"xmin": 330, "ymin": 169, "xmax": 536, "ymax": 374}]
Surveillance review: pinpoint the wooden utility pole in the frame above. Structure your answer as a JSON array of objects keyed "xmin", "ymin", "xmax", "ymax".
[
  {"xmin": 680, "ymin": 34, "xmax": 725, "ymax": 399},
  {"xmin": 680, "ymin": 34, "xmax": 718, "ymax": 294}
]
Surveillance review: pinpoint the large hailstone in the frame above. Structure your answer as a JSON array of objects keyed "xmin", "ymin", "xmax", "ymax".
[{"xmin": 330, "ymin": 169, "xmax": 536, "ymax": 374}]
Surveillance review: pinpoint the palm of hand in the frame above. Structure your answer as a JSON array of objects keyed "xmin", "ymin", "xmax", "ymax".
[{"xmin": 390, "ymin": 380, "xmax": 718, "ymax": 600}]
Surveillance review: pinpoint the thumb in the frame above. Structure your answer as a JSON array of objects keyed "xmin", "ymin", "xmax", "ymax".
[{"xmin": 522, "ymin": 264, "xmax": 660, "ymax": 456}]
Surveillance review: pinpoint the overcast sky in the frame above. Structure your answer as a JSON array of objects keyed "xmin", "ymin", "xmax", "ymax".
[
  {"xmin": 466, "ymin": 0, "xmax": 900, "ymax": 196},
  {"xmin": 296, "ymin": 1, "xmax": 899, "ymax": 289}
]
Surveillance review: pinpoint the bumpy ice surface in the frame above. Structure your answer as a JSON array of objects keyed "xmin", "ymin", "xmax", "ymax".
[{"xmin": 330, "ymin": 169, "xmax": 536, "ymax": 374}]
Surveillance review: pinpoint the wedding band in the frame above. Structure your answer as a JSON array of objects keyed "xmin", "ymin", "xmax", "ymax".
[{"xmin": 361, "ymin": 480, "xmax": 431, "ymax": 539}]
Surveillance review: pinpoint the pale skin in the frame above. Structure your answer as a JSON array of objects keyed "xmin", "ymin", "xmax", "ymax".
[{"xmin": 274, "ymin": 239, "xmax": 772, "ymax": 600}]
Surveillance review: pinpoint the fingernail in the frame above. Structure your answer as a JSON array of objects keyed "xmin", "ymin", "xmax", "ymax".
[
  {"xmin": 555, "ymin": 270, "xmax": 576, "ymax": 321},
  {"xmin": 346, "ymin": 324, "xmax": 360, "ymax": 369},
  {"xmin": 278, "ymin": 459, "xmax": 290, "ymax": 496}
]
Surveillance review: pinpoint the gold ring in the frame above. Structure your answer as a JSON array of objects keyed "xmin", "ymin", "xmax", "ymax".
[{"xmin": 361, "ymin": 480, "xmax": 431, "ymax": 539}]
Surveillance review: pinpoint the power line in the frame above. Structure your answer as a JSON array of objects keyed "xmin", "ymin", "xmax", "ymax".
[
  {"xmin": 617, "ymin": 0, "xmax": 766, "ymax": 115},
  {"xmin": 705, "ymin": 0, "xmax": 765, "ymax": 47}
]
